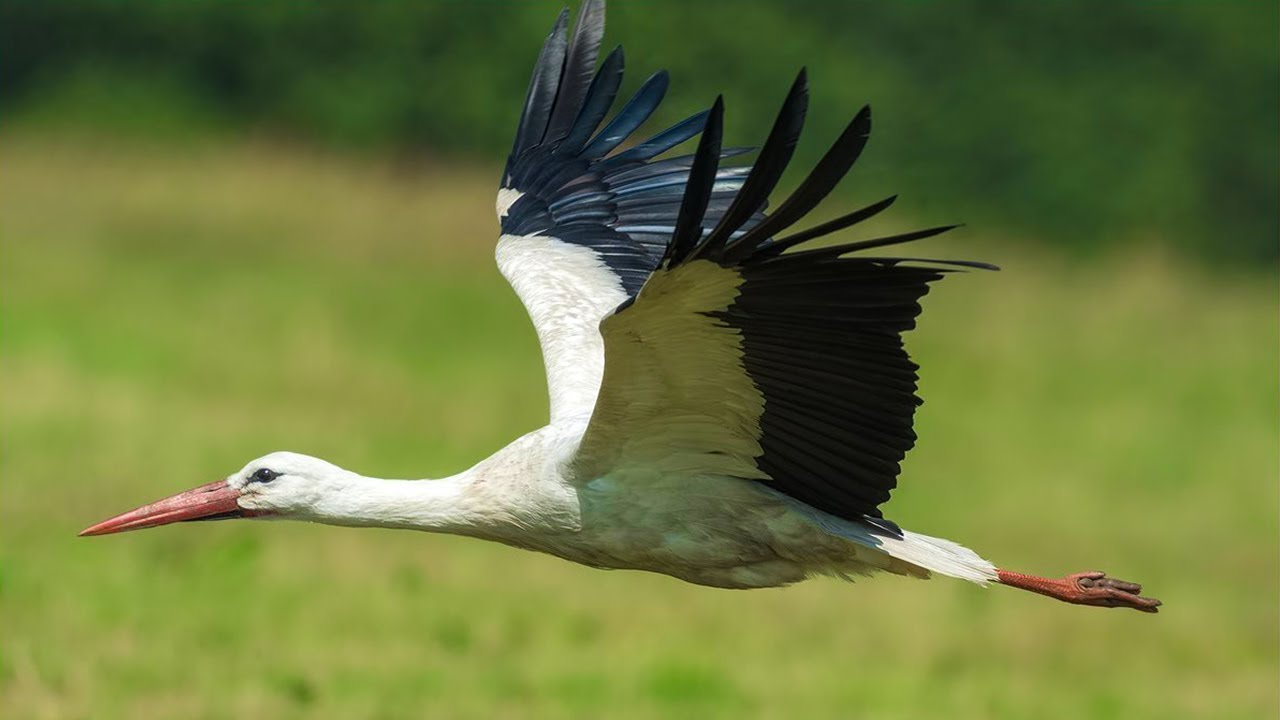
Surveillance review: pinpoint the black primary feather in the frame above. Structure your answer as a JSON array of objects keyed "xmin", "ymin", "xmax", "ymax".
[
  {"xmin": 731, "ymin": 105, "xmax": 873, "ymax": 262},
  {"xmin": 579, "ymin": 71, "xmax": 670, "ymax": 159},
  {"xmin": 545, "ymin": 0, "xmax": 607, "ymax": 142},
  {"xmin": 697, "ymin": 70, "xmax": 808, "ymax": 260},
  {"xmin": 505, "ymin": 8, "xmax": 569, "ymax": 184},
  {"xmin": 638, "ymin": 68, "xmax": 996, "ymax": 523},
  {"xmin": 665, "ymin": 97, "xmax": 724, "ymax": 268},
  {"xmin": 558, "ymin": 45, "xmax": 624, "ymax": 156},
  {"xmin": 501, "ymin": 3, "xmax": 759, "ymax": 297}
]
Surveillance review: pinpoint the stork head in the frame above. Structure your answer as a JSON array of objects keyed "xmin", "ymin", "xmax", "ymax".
[{"xmin": 79, "ymin": 451, "xmax": 351, "ymax": 536}]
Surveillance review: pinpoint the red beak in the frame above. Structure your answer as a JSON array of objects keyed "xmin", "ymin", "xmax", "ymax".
[{"xmin": 79, "ymin": 481, "xmax": 251, "ymax": 537}]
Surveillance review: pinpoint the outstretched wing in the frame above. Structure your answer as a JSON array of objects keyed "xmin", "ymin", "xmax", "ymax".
[
  {"xmin": 497, "ymin": 0, "xmax": 755, "ymax": 424},
  {"xmin": 572, "ymin": 74, "xmax": 996, "ymax": 525}
]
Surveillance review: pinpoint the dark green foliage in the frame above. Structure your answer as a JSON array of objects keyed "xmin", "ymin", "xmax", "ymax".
[{"xmin": 2, "ymin": 0, "xmax": 1275, "ymax": 262}]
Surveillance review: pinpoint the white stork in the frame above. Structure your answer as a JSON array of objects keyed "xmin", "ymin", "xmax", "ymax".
[{"xmin": 82, "ymin": 0, "xmax": 1159, "ymax": 612}]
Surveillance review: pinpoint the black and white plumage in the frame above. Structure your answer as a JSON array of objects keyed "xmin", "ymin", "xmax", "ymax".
[
  {"xmin": 496, "ymin": 4, "xmax": 987, "ymax": 532},
  {"xmin": 499, "ymin": 4, "xmax": 757, "ymax": 297},
  {"xmin": 82, "ymin": 1, "xmax": 1161, "ymax": 612}
]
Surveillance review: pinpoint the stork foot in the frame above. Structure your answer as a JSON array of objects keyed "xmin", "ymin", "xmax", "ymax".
[{"xmin": 996, "ymin": 569, "xmax": 1161, "ymax": 613}]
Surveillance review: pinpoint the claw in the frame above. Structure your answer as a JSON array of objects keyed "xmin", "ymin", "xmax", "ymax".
[
  {"xmin": 1071, "ymin": 572, "xmax": 1161, "ymax": 612},
  {"xmin": 1074, "ymin": 573, "xmax": 1143, "ymax": 596}
]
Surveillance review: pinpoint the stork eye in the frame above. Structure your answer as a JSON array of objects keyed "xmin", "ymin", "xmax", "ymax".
[{"xmin": 250, "ymin": 468, "xmax": 280, "ymax": 483}]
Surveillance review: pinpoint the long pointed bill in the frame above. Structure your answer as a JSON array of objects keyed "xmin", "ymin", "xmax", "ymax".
[{"xmin": 80, "ymin": 481, "xmax": 252, "ymax": 537}]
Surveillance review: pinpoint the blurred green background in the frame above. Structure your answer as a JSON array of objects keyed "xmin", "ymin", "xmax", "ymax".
[
  {"xmin": 1, "ymin": 1, "xmax": 1277, "ymax": 719},
  {"xmin": 4, "ymin": 0, "xmax": 1278, "ymax": 262}
]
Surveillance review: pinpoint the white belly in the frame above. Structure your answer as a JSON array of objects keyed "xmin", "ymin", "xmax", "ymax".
[
  {"xmin": 528, "ymin": 471, "xmax": 913, "ymax": 588},
  {"xmin": 467, "ymin": 425, "xmax": 994, "ymax": 589}
]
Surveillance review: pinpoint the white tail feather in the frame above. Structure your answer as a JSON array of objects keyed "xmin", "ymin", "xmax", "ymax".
[
  {"xmin": 770, "ymin": 489, "xmax": 998, "ymax": 585},
  {"xmin": 867, "ymin": 528, "xmax": 998, "ymax": 584}
]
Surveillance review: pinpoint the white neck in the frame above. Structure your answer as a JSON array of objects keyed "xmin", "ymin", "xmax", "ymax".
[
  {"xmin": 304, "ymin": 471, "xmax": 504, "ymax": 535},
  {"xmin": 256, "ymin": 433, "xmax": 580, "ymax": 541}
]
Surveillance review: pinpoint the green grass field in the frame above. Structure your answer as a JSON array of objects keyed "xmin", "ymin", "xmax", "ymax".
[{"xmin": 2, "ymin": 134, "xmax": 1277, "ymax": 719}]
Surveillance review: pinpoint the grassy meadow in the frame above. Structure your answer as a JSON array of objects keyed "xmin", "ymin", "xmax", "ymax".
[{"xmin": 2, "ymin": 133, "xmax": 1277, "ymax": 719}]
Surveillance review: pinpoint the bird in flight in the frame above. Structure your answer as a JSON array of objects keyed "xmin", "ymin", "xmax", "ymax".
[{"xmin": 82, "ymin": 1, "xmax": 1159, "ymax": 613}]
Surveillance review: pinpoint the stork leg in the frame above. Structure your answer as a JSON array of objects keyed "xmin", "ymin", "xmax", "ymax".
[{"xmin": 995, "ymin": 569, "xmax": 1161, "ymax": 613}]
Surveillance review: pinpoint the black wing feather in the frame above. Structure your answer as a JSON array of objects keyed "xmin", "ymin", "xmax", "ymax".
[
  {"xmin": 698, "ymin": 70, "xmax": 808, "ymax": 260},
  {"xmin": 506, "ymin": 9, "xmax": 569, "ymax": 180},
  {"xmin": 732, "ymin": 106, "xmax": 873, "ymax": 262},
  {"xmin": 665, "ymin": 97, "xmax": 723, "ymax": 267},
  {"xmin": 501, "ymin": 3, "xmax": 759, "ymax": 297},
  {"xmin": 545, "ymin": 0, "xmax": 607, "ymax": 142},
  {"xmin": 608, "ymin": 110, "xmax": 710, "ymax": 165},
  {"xmin": 558, "ymin": 45, "xmax": 624, "ymax": 155},
  {"xmin": 579, "ymin": 71, "xmax": 670, "ymax": 159},
  {"xmin": 757, "ymin": 193, "xmax": 895, "ymax": 258},
  {"xmin": 644, "ymin": 69, "xmax": 995, "ymax": 523},
  {"xmin": 506, "ymin": 4, "xmax": 991, "ymax": 524}
]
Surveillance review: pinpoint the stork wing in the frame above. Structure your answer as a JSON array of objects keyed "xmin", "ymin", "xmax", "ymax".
[
  {"xmin": 497, "ymin": 0, "xmax": 755, "ymax": 424},
  {"xmin": 571, "ymin": 76, "xmax": 996, "ymax": 524}
]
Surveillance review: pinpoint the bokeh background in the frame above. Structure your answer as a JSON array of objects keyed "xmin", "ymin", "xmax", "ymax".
[{"xmin": 2, "ymin": 1, "xmax": 1277, "ymax": 718}]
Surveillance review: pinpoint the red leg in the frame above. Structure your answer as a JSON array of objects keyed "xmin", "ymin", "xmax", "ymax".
[{"xmin": 996, "ymin": 569, "xmax": 1161, "ymax": 613}]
